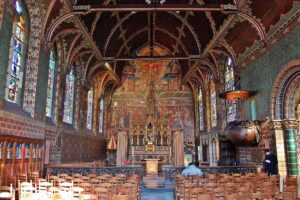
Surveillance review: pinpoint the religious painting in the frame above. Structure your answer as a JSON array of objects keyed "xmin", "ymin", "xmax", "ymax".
[
  {"xmin": 184, "ymin": 154, "xmax": 192, "ymax": 167},
  {"xmin": 32, "ymin": 144, "xmax": 36, "ymax": 159},
  {"xmin": 25, "ymin": 144, "xmax": 30, "ymax": 158},
  {"xmin": 38, "ymin": 144, "xmax": 43, "ymax": 158},
  {"xmin": 0, "ymin": 141, "xmax": 3, "ymax": 159},
  {"xmin": 107, "ymin": 46, "xmax": 194, "ymax": 145},
  {"xmin": 7, "ymin": 142, "xmax": 14, "ymax": 159},
  {"xmin": 16, "ymin": 143, "xmax": 22, "ymax": 159}
]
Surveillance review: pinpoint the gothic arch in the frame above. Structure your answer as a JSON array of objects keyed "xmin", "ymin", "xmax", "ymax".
[{"xmin": 270, "ymin": 58, "xmax": 300, "ymax": 119}]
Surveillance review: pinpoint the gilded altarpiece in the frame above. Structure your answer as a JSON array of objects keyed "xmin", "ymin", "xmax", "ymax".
[{"xmin": 107, "ymin": 47, "xmax": 194, "ymax": 167}]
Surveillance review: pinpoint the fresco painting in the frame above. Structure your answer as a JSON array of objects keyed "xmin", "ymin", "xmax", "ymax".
[{"xmin": 108, "ymin": 46, "xmax": 194, "ymax": 142}]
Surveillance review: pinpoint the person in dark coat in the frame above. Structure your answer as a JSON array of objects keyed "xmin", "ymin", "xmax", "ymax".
[{"xmin": 263, "ymin": 149, "xmax": 277, "ymax": 175}]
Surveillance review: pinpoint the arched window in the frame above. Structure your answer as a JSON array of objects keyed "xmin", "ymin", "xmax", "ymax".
[
  {"xmin": 99, "ymin": 98, "xmax": 104, "ymax": 133},
  {"xmin": 86, "ymin": 88, "xmax": 93, "ymax": 130},
  {"xmin": 210, "ymin": 76, "xmax": 217, "ymax": 127},
  {"xmin": 46, "ymin": 48, "xmax": 56, "ymax": 117},
  {"xmin": 224, "ymin": 57, "xmax": 237, "ymax": 122},
  {"xmin": 198, "ymin": 86, "xmax": 204, "ymax": 131},
  {"xmin": 63, "ymin": 65, "xmax": 75, "ymax": 124},
  {"xmin": 5, "ymin": 0, "xmax": 28, "ymax": 104}
]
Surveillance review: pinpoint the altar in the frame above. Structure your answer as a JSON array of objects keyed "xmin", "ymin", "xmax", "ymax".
[{"xmin": 145, "ymin": 159, "xmax": 159, "ymax": 175}]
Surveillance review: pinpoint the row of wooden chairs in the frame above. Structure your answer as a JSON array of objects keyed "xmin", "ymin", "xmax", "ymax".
[{"xmin": 175, "ymin": 173, "xmax": 297, "ymax": 200}]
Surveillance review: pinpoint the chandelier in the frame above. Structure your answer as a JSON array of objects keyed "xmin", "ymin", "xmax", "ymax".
[{"xmin": 145, "ymin": 0, "xmax": 166, "ymax": 4}]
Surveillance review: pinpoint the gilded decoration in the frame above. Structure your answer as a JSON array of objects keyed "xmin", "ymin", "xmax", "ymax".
[
  {"xmin": 268, "ymin": 120, "xmax": 284, "ymax": 130},
  {"xmin": 283, "ymin": 119, "xmax": 299, "ymax": 130}
]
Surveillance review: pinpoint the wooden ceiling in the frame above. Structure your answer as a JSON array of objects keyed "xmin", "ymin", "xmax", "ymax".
[{"xmin": 44, "ymin": 0, "xmax": 299, "ymax": 87}]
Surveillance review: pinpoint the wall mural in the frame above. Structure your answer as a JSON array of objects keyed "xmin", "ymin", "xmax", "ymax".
[{"xmin": 107, "ymin": 47, "xmax": 194, "ymax": 143}]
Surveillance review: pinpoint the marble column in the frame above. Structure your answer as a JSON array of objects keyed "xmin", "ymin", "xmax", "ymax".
[
  {"xmin": 283, "ymin": 119, "xmax": 299, "ymax": 176},
  {"xmin": 269, "ymin": 120, "xmax": 287, "ymax": 176}
]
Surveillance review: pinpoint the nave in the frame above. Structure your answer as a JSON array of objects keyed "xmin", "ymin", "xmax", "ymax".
[{"xmin": 0, "ymin": 0, "xmax": 300, "ymax": 199}]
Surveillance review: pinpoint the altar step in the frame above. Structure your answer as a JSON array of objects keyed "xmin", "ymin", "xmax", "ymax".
[{"xmin": 142, "ymin": 176, "xmax": 173, "ymax": 189}]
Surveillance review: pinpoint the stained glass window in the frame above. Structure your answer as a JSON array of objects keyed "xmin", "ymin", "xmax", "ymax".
[
  {"xmin": 5, "ymin": 0, "xmax": 26, "ymax": 103},
  {"xmin": 210, "ymin": 76, "xmax": 217, "ymax": 127},
  {"xmin": 224, "ymin": 57, "xmax": 237, "ymax": 122},
  {"xmin": 198, "ymin": 86, "xmax": 204, "ymax": 131},
  {"xmin": 46, "ymin": 49, "xmax": 56, "ymax": 117},
  {"xmin": 86, "ymin": 88, "xmax": 93, "ymax": 130},
  {"xmin": 99, "ymin": 98, "xmax": 104, "ymax": 133},
  {"xmin": 63, "ymin": 66, "xmax": 75, "ymax": 124}
]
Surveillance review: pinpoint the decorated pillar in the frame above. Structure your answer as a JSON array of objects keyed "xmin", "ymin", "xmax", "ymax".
[
  {"xmin": 269, "ymin": 120, "xmax": 287, "ymax": 176},
  {"xmin": 283, "ymin": 119, "xmax": 299, "ymax": 175}
]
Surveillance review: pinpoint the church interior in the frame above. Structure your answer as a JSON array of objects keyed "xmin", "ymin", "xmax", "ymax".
[{"xmin": 0, "ymin": 0, "xmax": 300, "ymax": 199}]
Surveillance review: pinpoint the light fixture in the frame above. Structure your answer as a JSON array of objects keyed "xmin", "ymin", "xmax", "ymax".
[
  {"xmin": 105, "ymin": 62, "xmax": 111, "ymax": 70},
  {"xmin": 145, "ymin": 0, "xmax": 166, "ymax": 5},
  {"xmin": 219, "ymin": 90, "xmax": 257, "ymax": 100}
]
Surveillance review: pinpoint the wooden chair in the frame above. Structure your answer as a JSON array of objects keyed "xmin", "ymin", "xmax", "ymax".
[
  {"xmin": 73, "ymin": 186, "xmax": 84, "ymax": 199},
  {"xmin": 198, "ymin": 193, "xmax": 215, "ymax": 200},
  {"xmin": 226, "ymin": 193, "xmax": 242, "ymax": 200},
  {"xmin": 73, "ymin": 173, "xmax": 83, "ymax": 178},
  {"xmin": 111, "ymin": 194, "xmax": 130, "ymax": 200},
  {"xmin": 17, "ymin": 173, "xmax": 27, "ymax": 183},
  {"xmin": 205, "ymin": 182, "xmax": 217, "ymax": 193},
  {"xmin": 19, "ymin": 182, "xmax": 35, "ymax": 200},
  {"xmin": 79, "ymin": 194, "xmax": 98, "ymax": 200},
  {"xmin": 87, "ymin": 174, "xmax": 97, "ymax": 179},
  {"xmin": 81, "ymin": 176, "xmax": 90, "ymax": 183},
  {"xmin": 0, "ymin": 185, "xmax": 14, "ymax": 200},
  {"xmin": 99, "ymin": 183, "xmax": 113, "ymax": 199},
  {"xmin": 57, "ymin": 173, "xmax": 68, "ymax": 179},
  {"xmin": 65, "ymin": 176, "xmax": 74, "ymax": 182},
  {"xmin": 73, "ymin": 178, "xmax": 83, "ymax": 187},
  {"xmin": 28, "ymin": 171, "xmax": 39, "ymax": 184},
  {"xmin": 281, "ymin": 191, "xmax": 297, "ymax": 200},
  {"xmin": 80, "ymin": 182, "xmax": 93, "ymax": 194},
  {"xmin": 94, "ymin": 187, "xmax": 109, "ymax": 200},
  {"xmin": 213, "ymin": 187, "xmax": 226, "ymax": 200},
  {"xmin": 188, "ymin": 187, "xmax": 205, "ymax": 200},
  {"xmin": 225, "ymin": 182, "xmax": 236, "ymax": 195},
  {"xmin": 47, "ymin": 175, "xmax": 58, "ymax": 184}
]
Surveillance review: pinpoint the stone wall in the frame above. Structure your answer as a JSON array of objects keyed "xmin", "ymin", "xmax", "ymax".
[
  {"xmin": 0, "ymin": 109, "xmax": 106, "ymax": 164},
  {"xmin": 241, "ymin": 25, "xmax": 300, "ymax": 120}
]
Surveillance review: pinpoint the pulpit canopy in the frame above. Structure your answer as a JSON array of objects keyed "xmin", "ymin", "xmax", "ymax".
[{"xmin": 107, "ymin": 135, "xmax": 117, "ymax": 150}]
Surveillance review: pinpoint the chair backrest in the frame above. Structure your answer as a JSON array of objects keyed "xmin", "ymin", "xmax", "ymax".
[
  {"xmin": 94, "ymin": 187, "xmax": 109, "ymax": 200},
  {"xmin": 79, "ymin": 194, "xmax": 99, "ymax": 200},
  {"xmin": 198, "ymin": 193, "xmax": 215, "ymax": 200},
  {"xmin": 111, "ymin": 194, "xmax": 129, "ymax": 200},
  {"xmin": 73, "ymin": 186, "xmax": 84, "ymax": 199},
  {"xmin": 18, "ymin": 173, "xmax": 27, "ymax": 183}
]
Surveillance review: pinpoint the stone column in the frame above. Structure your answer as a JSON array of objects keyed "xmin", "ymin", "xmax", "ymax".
[
  {"xmin": 283, "ymin": 119, "xmax": 299, "ymax": 176},
  {"xmin": 269, "ymin": 120, "xmax": 287, "ymax": 176}
]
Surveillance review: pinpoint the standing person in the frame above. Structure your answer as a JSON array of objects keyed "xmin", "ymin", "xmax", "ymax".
[{"xmin": 263, "ymin": 149, "xmax": 277, "ymax": 175}]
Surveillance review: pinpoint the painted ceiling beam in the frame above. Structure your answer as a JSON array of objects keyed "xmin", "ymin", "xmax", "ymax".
[
  {"xmin": 102, "ymin": 55, "xmax": 202, "ymax": 61},
  {"xmin": 73, "ymin": 4, "xmax": 237, "ymax": 12}
]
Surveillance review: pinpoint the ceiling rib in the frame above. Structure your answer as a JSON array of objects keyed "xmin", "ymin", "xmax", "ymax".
[
  {"xmin": 182, "ymin": 0, "xmax": 247, "ymax": 83},
  {"xmin": 73, "ymin": 4, "xmax": 237, "ymax": 12}
]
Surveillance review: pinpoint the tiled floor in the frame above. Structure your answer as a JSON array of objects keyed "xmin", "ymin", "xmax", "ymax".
[
  {"xmin": 141, "ymin": 188, "xmax": 174, "ymax": 200},
  {"xmin": 141, "ymin": 176, "xmax": 174, "ymax": 200}
]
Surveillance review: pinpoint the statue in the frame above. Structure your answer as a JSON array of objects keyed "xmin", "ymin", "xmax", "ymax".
[{"xmin": 147, "ymin": 131, "xmax": 155, "ymax": 143}]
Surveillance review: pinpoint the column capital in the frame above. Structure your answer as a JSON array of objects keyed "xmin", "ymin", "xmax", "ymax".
[
  {"xmin": 283, "ymin": 119, "xmax": 299, "ymax": 129},
  {"xmin": 268, "ymin": 120, "xmax": 284, "ymax": 130}
]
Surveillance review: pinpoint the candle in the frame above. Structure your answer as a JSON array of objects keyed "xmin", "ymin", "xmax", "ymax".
[
  {"xmin": 10, "ymin": 183, "xmax": 12, "ymax": 194},
  {"xmin": 170, "ymin": 147, "xmax": 172, "ymax": 157}
]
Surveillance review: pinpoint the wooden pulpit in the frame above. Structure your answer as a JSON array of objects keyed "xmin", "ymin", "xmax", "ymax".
[{"xmin": 145, "ymin": 159, "xmax": 159, "ymax": 175}]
